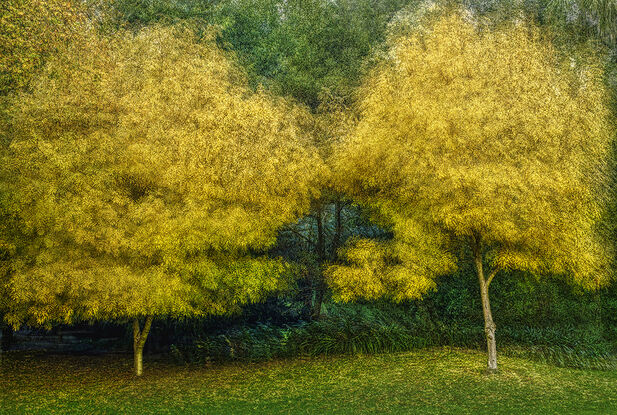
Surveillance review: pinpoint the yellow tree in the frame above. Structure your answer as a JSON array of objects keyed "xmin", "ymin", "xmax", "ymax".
[
  {"xmin": 0, "ymin": 0, "xmax": 88, "ymax": 95},
  {"xmin": 3, "ymin": 26, "xmax": 321, "ymax": 375},
  {"xmin": 329, "ymin": 12, "xmax": 614, "ymax": 372}
]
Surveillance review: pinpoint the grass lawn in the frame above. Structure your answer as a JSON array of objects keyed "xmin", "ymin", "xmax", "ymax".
[{"xmin": 1, "ymin": 347, "xmax": 616, "ymax": 414}]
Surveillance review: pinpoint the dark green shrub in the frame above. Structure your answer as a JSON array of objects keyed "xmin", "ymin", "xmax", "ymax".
[{"xmin": 170, "ymin": 269, "xmax": 617, "ymax": 370}]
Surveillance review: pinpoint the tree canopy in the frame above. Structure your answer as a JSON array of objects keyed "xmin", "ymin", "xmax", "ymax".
[
  {"xmin": 330, "ymin": 12, "xmax": 614, "ymax": 296},
  {"xmin": 3, "ymin": 25, "xmax": 321, "ymax": 329},
  {"xmin": 0, "ymin": 0, "xmax": 88, "ymax": 96}
]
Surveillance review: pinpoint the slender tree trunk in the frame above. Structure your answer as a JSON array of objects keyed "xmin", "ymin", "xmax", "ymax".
[
  {"xmin": 478, "ymin": 275, "xmax": 497, "ymax": 372},
  {"xmin": 311, "ymin": 199, "xmax": 344, "ymax": 320},
  {"xmin": 312, "ymin": 205, "xmax": 326, "ymax": 320},
  {"xmin": 312, "ymin": 283, "xmax": 325, "ymax": 320},
  {"xmin": 331, "ymin": 199, "xmax": 343, "ymax": 261},
  {"xmin": 472, "ymin": 236, "xmax": 498, "ymax": 373},
  {"xmin": 132, "ymin": 316, "xmax": 153, "ymax": 377},
  {"xmin": 302, "ymin": 269, "xmax": 314, "ymax": 320}
]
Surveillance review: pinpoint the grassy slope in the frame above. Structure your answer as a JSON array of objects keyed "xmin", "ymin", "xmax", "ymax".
[{"xmin": 1, "ymin": 348, "xmax": 616, "ymax": 414}]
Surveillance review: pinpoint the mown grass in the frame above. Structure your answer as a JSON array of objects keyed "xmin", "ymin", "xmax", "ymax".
[{"xmin": 1, "ymin": 348, "xmax": 616, "ymax": 414}]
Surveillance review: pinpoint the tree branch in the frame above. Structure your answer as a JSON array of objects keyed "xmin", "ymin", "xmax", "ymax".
[
  {"xmin": 486, "ymin": 267, "xmax": 500, "ymax": 288},
  {"xmin": 138, "ymin": 315, "xmax": 153, "ymax": 348},
  {"xmin": 133, "ymin": 315, "xmax": 154, "ymax": 349},
  {"xmin": 281, "ymin": 226, "xmax": 316, "ymax": 248},
  {"xmin": 133, "ymin": 318, "xmax": 140, "ymax": 350}
]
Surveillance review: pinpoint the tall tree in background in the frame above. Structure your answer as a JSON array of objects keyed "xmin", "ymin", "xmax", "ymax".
[
  {"xmin": 2, "ymin": 26, "xmax": 321, "ymax": 375},
  {"xmin": 329, "ymin": 11, "xmax": 614, "ymax": 372},
  {"xmin": 259, "ymin": 0, "xmax": 415, "ymax": 317},
  {"xmin": 108, "ymin": 0, "xmax": 415, "ymax": 107},
  {"xmin": 544, "ymin": 0, "xmax": 617, "ymax": 43}
]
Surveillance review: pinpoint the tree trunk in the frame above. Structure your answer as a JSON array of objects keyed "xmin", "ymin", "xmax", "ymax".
[
  {"xmin": 472, "ymin": 236, "xmax": 498, "ymax": 373},
  {"xmin": 331, "ymin": 199, "xmax": 343, "ymax": 261},
  {"xmin": 312, "ymin": 205, "xmax": 326, "ymax": 320},
  {"xmin": 302, "ymin": 269, "xmax": 314, "ymax": 320},
  {"xmin": 132, "ymin": 316, "xmax": 153, "ymax": 377},
  {"xmin": 312, "ymin": 282, "xmax": 325, "ymax": 320},
  {"xmin": 134, "ymin": 344, "xmax": 143, "ymax": 376},
  {"xmin": 479, "ymin": 276, "xmax": 497, "ymax": 372},
  {"xmin": 311, "ymin": 199, "xmax": 344, "ymax": 320}
]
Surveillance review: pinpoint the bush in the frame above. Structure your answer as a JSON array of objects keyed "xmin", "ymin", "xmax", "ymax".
[{"xmin": 169, "ymin": 270, "xmax": 617, "ymax": 370}]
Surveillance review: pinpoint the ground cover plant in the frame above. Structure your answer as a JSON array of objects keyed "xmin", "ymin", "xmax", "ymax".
[{"xmin": 170, "ymin": 296, "xmax": 617, "ymax": 371}]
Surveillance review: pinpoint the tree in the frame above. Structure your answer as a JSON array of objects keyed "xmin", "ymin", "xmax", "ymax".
[
  {"xmin": 2, "ymin": 25, "xmax": 321, "ymax": 375},
  {"xmin": 0, "ymin": 0, "xmax": 88, "ymax": 96},
  {"xmin": 329, "ymin": 11, "xmax": 614, "ymax": 372},
  {"xmin": 259, "ymin": 0, "xmax": 414, "ymax": 317}
]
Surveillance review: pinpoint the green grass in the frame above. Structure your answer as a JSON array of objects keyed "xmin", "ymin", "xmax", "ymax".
[{"xmin": 1, "ymin": 348, "xmax": 617, "ymax": 414}]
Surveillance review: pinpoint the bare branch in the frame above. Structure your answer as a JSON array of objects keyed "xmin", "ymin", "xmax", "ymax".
[{"xmin": 281, "ymin": 226, "xmax": 316, "ymax": 248}]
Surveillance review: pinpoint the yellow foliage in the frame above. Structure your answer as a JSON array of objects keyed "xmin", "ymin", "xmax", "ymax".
[
  {"xmin": 0, "ymin": 0, "xmax": 87, "ymax": 94},
  {"xmin": 4, "ymin": 26, "xmax": 322, "ymax": 326},
  {"xmin": 329, "ymin": 11, "xmax": 614, "ymax": 301}
]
